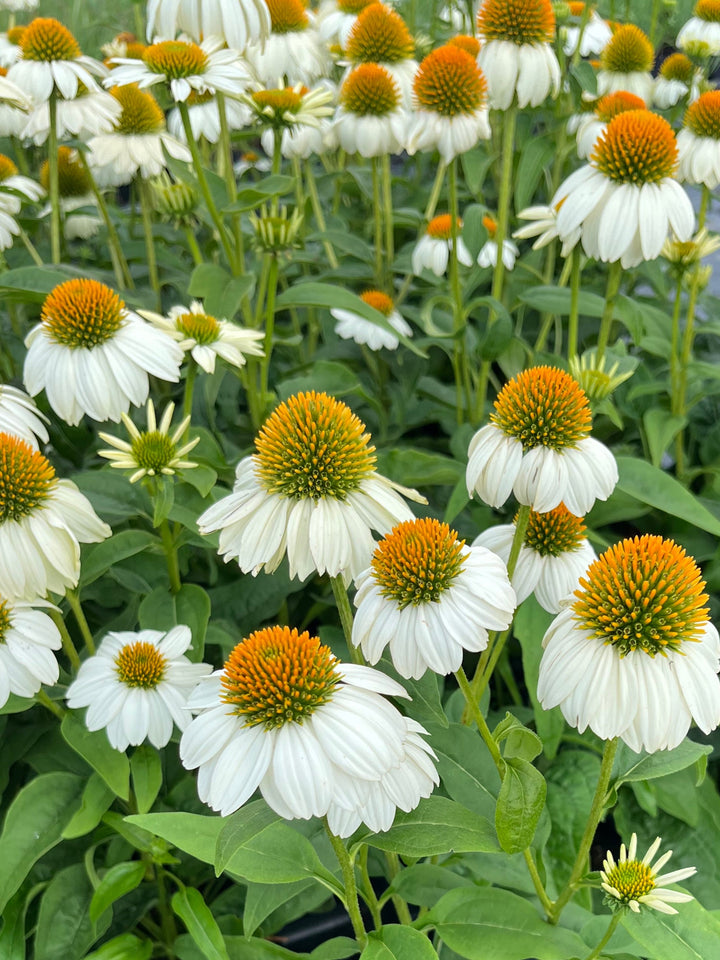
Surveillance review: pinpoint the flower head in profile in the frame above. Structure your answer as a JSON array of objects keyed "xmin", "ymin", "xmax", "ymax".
[
  {"xmin": 180, "ymin": 625, "xmax": 438, "ymax": 836},
  {"xmin": 538, "ymin": 535, "xmax": 720, "ymax": 752},
  {"xmin": 655, "ymin": 53, "xmax": 699, "ymax": 109},
  {"xmin": 476, "ymin": 0, "xmax": 560, "ymax": 109},
  {"xmin": 0, "ymin": 384, "xmax": 48, "ymax": 449},
  {"xmin": 67, "ymin": 626, "xmax": 212, "ymax": 752},
  {"xmin": 413, "ymin": 214, "xmax": 472, "ymax": 276},
  {"xmin": 560, "ymin": 2, "xmax": 612, "ymax": 57},
  {"xmin": 477, "ymin": 213, "xmax": 519, "ymax": 270},
  {"xmin": 568, "ymin": 350, "xmax": 634, "ymax": 401},
  {"xmin": 197, "ymin": 391, "xmax": 424, "ymax": 583},
  {"xmin": 141, "ymin": 300, "xmax": 264, "ymax": 374},
  {"xmin": 344, "ymin": 3, "xmax": 417, "ymax": 105},
  {"xmin": 38, "ymin": 146, "xmax": 99, "ymax": 240},
  {"xmin": 573, "ymin": 90, "xmax": 646, "ymax": 160},
  {"xmin": 353, "ymin": 518, "xmax": 516, "ymax": 678},
  {"xmin": 98, "ymin": 400, "xmax": 199, "ymax": 484},
  {"xmin": 244, "ymin": 0, "xmax": 330, "ymax": 86},
  {"xmin": 0, "ymin": 152, "xmax": 44, "ymax": 214},
  {"xmin": 145, "ymin": 0, "xmax": 271, "ymax": 53},
  {"xmin": 677, "ymin": 0, "xmax": 720, "ymax": 57},
  {"xmin": 331, "ymin": 290, "xmax": 412, "ymax": 351},
  {"xmin": 677, "ymin": 90, "xmax": 720, "ymax": 190},
  {"xmin": 597, "ymin": 24, "xmax": 654, "ymax": 102},
  {"xmin": 602, "ymin": 834, "xmax": 696, "ymax": 914},
  {"xmin": 24, "ymin": 278, "xmax": 184, "ymax": 426},
  {"xmin": 242, "ymin": 83, "xmax": 334, "ymax": 131},
  {"xmin": 0, "ymin": 593, "xmax": 61, "ymax": 707},
  {"xmin": 0, "ymin": 433, "xmax": 110, "ymax": 599},
  {"xmin": 467, "ymin": 366, "xmax": 617, "ymax": 515},
  {"xmin": 662, "ymin": 227, "xmax": 720, "ymax": 277},
  {"xmin": 318, "ymin": 0, "xmax": 376, "ymax": 46},
  {"xmin": 333, "ymin": 63, "xmax": 407, "ymax": 157},
  {"xmin": 8, "ymin": 17, "xmax": 107, "ymax": 102},
  {"xmin": 551, "ymin": 110, "xmax": 695, "ymax": 268}
]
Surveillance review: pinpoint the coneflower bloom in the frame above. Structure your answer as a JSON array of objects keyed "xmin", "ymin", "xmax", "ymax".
[
  {"xmin": 0, "ymin": 594, "xmax": 61, "ymax": 707},
  {"xmin": 22, "ymin": 84, "xmax": 122, "ymax": 144},
  {"xmin": 552, "ymin": 110, "xmax": 695, "ymax": 267},
  {"xmin": 677, "ymin": 0, "xmax": 720, "ymax": 56},
  {"xmin": 573, "ymin": 90, "xmax": 646, "ymax": 160},
  {"xmin": 477, "ymin": 213, "xmax": 519, "ymax": 269},
  {"xmin": 466, "ymin": 366, "xmax": 617, "ymax": 515},
  {"xmin": 331, "ymin": 289, "xmax": 412, "ymax": 351},
  {"xmin": 0, "ymin": 26, "xmax": 26, "ymax": 68},
  {"xmin": 318, "ymin": 0, "xmax": 376, "ymax": 46},
  {"xmin": 38, "ymin": 146, "xmax": 99, "ymax": 241},
  {"xmin": 180, "ymin": 625, "xmax": 438, "ymax": 836},
  {"xmin": 601, "ymin": 835, "xmax": 696, "ymax": 915},
  {"xmin": 0, "ymin": 153, "xmax": 44, "ymax": 214},
  {"xmin": 0, "ymin": 384, "xmax": 48, "ymax": 449},
  {"xmin": 197, "ymin": 391, "xmax": 423, "ymax": 582},
  {"xmin": 654, "ymin": 53, "xmax": 699, "ymax": 109},
  {"xmin": 538, "ymin": 535, "xmax": 720, "ymax": 752},
  {"xmin": 24, "ymin": 279, "xmax": 183, "ymax": 426},
  {"xmin": 513, "ymin": 201, "xmax": 581, "ymax": 257},
  {"xmin": 8, "ymin": 17, "xmax": 107, "ymax": 102},
  {"xmin": 476, "ymin": 0, "xmax": 560, "ymax": 109},
  {"xmin": 98, "ymin": 400, "xmax": 199, "ymax": 484},
  {"xmin": 412, "ymin": 214, "xmax": 472, "ymax": 276},
  {"xmin": 145, "ymin": 0, "xmax": 270, "ymax": 53},
  {"xmin": 353, "ymin": 518, "xmax": 516, "ymax": 679},
  {"xmin": 406, "ymin": 43, "xmax": 490, "ymax": 163},
  {"xmin": 344, "ymin": 3, "xmax": 418, "ymax": 106},
  {"xmin": 244, "ymin": 0, "xmax": 330, "ymax": 86},
  {"xmin": 241, "ymin": 83, "xmax": 334, "ymax": 132},
  {"xmin": 596, "ymin": 24, "xmax": 655, "ymax": 103},
  {"xmin": 0, "ymin": 66, "xmax": 30, "ymax": 137},
  {"xmin": 333, "ymin": 63, "xmax": 407, "ymax": 157},
  {"xmin": 677, "ymin": 90, "xmax": 720, "ymax": 189},
  {"xmin": 561, "ymin": 2, "xmax": 612, "ymax": 57}
]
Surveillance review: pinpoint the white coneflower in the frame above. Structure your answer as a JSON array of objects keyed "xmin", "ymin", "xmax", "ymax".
[
  {"xmin": 596, "ymin": 24, "xmax": 655, "ymax": 103},
  {"xmin": 677, "ymin": 0, "xmax": 720, "ymax": 57},
  {"xmin": 538, "ymin": 535, "xmax": 720, "ymax": 752},
  {"xmin": 0, "ymin": 384, "xmax": 48, "ymax": 449},
  {"xmin": 145, "ymin": 0, "xmax": 270, "ymax": 53},
  {"xmin": 0, "ymin": 594, "xmax": 61, "ymax": 708},
  {"xmin": 180, "ymin": 625, "xmax": 438, "ymax": 836},
  {"xmin": 333, "ymin": 62, "xmax": 408, "ymax": 157},
  {"xmin": 331, "ymin": 289, "xmax": 412, "ymax": 351},
  {"xmin": 21, "ymin": 85, "xmax": 122, "ymax": 144},
  {"xmin": 244, "ymin": 0, "xmax": 330, "ymax": 86},
  {"xmin": 677, "ymin": 90, "xmax": 720, "ymax": 189},
  {"xmin": 67, "ymin": 626, "xmax": 212, "ymax": 752},
  {"xmin": 412, "ymin": 214, "xmax": 472, "ymax": 276},
  {"xmin": 573, "ymin": 90, "xmax": 646, "ymax": 160},
  {"xmin": 344, "ymin": 3, "xmax": 418, "ymax": 106},
  {"xmin": 654, "ymin": 53, "xmax": 699, "ymax": 109},
  {"xmin": 0, "ymin": 153, "xmax": 43, "ymax": 214},
  {"xmin": 8, "ymin": 17, "xmax": 107, "ymax": 102},
  {"xmin": 0, "ymin": 26, "xmax": 26, "ymax": 68},
  {"xmin": 601, "ymin": 834, "xmax": 696, "ymax": 915},
  {"xmin": 24, "ymin": 278, "xmax": 184, "ymax": 426},
  {"xmin": 318, "ymin": 0, "xmax": 376, "ymax": 46},
  {"xmin": 561, "ymin": 2, "xmax": 612, "ymax": 57},
  {"xmin": 477, "ymin": 213, "xmax": 519, "ymax": 269},
  {"xmin": 98, "ymin": 400, "xmax": 199, "ymax": 483}
]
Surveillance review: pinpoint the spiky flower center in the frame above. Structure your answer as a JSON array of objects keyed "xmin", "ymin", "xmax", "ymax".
[
  {"xmin": 111, "ymin": 84, "xmax": 165, "ymax": 134},
  {"xmin": 255, "ymin": 391, "xmax": 375, "ymax": 501},
  {"xmin": 40, "ymin": 145, "xmax": 91, "ymax": 198},
  {"xmin": 266, "ymin": 0, "xmax": 309, "ymax": 32},
  {"xmin": 131, "ymin": 432, "xmax": 177, "ymax": 473},
  {"xmin": 592, "ymin": 110, "xmax": 677, "ymax": 184},
  {"xmin": 143, "ymin": 40, "xmax": 208, "ymax": 79},
  {"xmin": 20, "ymin": 17, "xmax": 81, "ymax": 61},
  {"xmin": 7, "ymin": 26, "xmax": 26, "ymax": 46},
  {"xmin": 371, "ymin": 518, "xmax": 466, "ymax": 608},
  {"xmin": 41, "ymin": 278, "xmax": 125, "ymax": 349},
  {"xmin": 483, "ymin": 214, "xmax": 498, "ymax": 238},
  {"xmin": 594, "ymin": 91, "xmax": 646, "ymax": 122},
  {"xmin": 0, "ymin": 155, "xmax": 19, "ymax": 182},
  {"xmin": 604, "ymin": 860, "xmax": 655, "ymax": 903},
  {"xmin": 523, "ymin": 505, "xmax": 586, "ymax": 557},
  {"xmin": 426, "ymin": 213, "xmax": 461, "ymax": 239},
  {"xmin": 253, "ymin": 88, "xmax": 302, "ymax": 114},
  {"xmin": 360, "ymin": 290, "xmax": 394, "ymax": 315},
  {"xmin": 115, "ymin": 641, "xmax": 167, "ymax": 688},
  {"xmin": 449, "ymin": 34, "xmax": 481, "ymax": 57},
  {"xmin": 414, "ymin": 45, "xmax": 486, "ymax": 116},
  {"xmin": 176, "ymin": 311, "xmax": 220, "ymax": 344},
  {"xmin": 696, "ymin": 0, "xmax": 720, "ymax": 22},
  {"xmin": 340, "ymin": 63, "xmax": 399, "ymax": 115},
  {"xmin": 685, "ymin": 90, "xmax": 720, "ymax": 139},
  {"xmin": 0, "ymin": 598, "xmax": 11, "ymax": 642},
  {"xmin": 660, "ymin": 52, "xmax": 694, "ymax": 82},
  {"xmin": 0, "ymin": 434, "xmax": 55, "ymax": 523},
  {"xmin": 573, "ymin": 535, "xmax": 710, "ymax": 656},
  {"xmin": 568, "ymin": 1, "xmax": 586, "ymax": 14},
  {"xmin": 346, "ymin": 3, "xmax": 415, "ymax": 63},
  {"xmin": 492, "ymin": 366, "xmax": 591, "ymax": 451},
  {"xmin": 600, "ymin": 24, "xmax": 653, "ymax": 73},
  {"xmin": 477, "ymin": 0, "xmax": 556, "ymax": 44},
  {"xmin": 338, "ymin": 0, "xmax": 374, "ymax": 11},
  {"xmin": 221, "ymin": 626, "xmax": 340, "ymax": 728}
]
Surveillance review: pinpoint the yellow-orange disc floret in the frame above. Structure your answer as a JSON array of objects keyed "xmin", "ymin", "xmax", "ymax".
[
  {"xmin": 414, "ymin": 45, "xmax": 487, "ymax": 116},
  {"xmin": 6, "ymin": 26, "xmax": 26, "ymax": 45},
  {"xmin": 685, "ymin": 90, "xmax": 720, "ymax": 139},
  {"xmin": 600, "ymin": 24, "xmax": 653, "ymax": 73},
  {"xmin": 110, "ymin": 84, "xmax": 166, "ymax": 134},
  {"xmin": 115, "ymin": 641, "xmax": 167, "ymax": 688},
  {"xmin": 448, "ymin": 34, "xmax": 481, "ymax": 57},
  {"xmin": 482, "ymin": 214, "xmax": 497, "ymax": 237},
  {"xmin": 338, "ymin": 0, "xmax": 375, "ymax": 11},
  {"xmin": 371, "ymin": 518, "xmax": 466, "ymax": 607},
  {"xmin": 39, "ymin": 145, "xmax": 92, "ymax": 197},
  {"xmin": 572, "ymin": 535, "xmax": 710, "ymax": 656},
  {"xmin": 41, "ymin": 278, "xmax": 126, "ymax": 349},
  {"xmin": 345, "ymin": 3, "xmax": 415, "ymax": 63},
  {"xmin": 340, "ymin": 63, "xmax": 400, "ymax": 115},
  {"xmin": 0, "ymin": 155, "xmax": 19, "ymax": 181},
  {"xmin": 266, "ymin": 0, "xmax": 309, "ymax": 33},
  {"xmin": 175, "ymin": 310, "xmax": 220, "ymax": 343},
  {"xmin": 603, "ymin": 858, "xmax": 656, "ymax": 904},
  {"xmin": 221, "ymin": 626, "xmax": 340, "ymax": 728},
  {"xmin": 491, "ymin": 366, "xmax": 592, "ymax": 450},
  {"xmin": 255, "ymin": 391, "xmax": 376, "ymax": 501},
  {"xmin": 0, "ymin": 434, "xmax": 56, "ymax": 522},
  {"xmin": 142, "ymin": 40, "xmax": 208, "ymax": 78},
  {"xmin": 523, "ymin": 504, "xmax": 586, "ymax": 556},
  {"xmin": 592, "ymin": 110, "xmax": 678, "ymax": 184},
  {"xmin": 477, "ymin": 0, "xmax": 556, "ymax": 44},
  {"xmin": 20, "ymin": 17, "xmax": 81, "ymax": 61},
  {"xmin": 360, "ymin": 290, "xmax": 394, "ymax": 315},
  {"xmin": 696, "ymin": 0, "xmax": 720, "ymax": 21},
  {"xmin": 594, "ymin": 90, "xmax": 646, "ymax": 122},
  {"xmin": 252, "ymin": 87, "xmax": 303, "ymax": 114},
  {"xmin": 660, "ymin": 52, "xmax": 694, "ymax": 82},
  {"xmin": 426, "ymin": 213, "xmax": 461, "ymax": 239}
]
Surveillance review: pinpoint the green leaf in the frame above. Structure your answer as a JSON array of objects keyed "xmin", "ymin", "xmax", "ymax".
[
  {"xmin": 310, "ymin": 938, "xmax": 357, "ymax": 960},
  {"xmin": 386, "ymin": 864, "xmax": 473, "ymax": 908},
  {"xmin": 493, "ymin": 713, "xmax": 542, "ymax": 762},
  {"xmin": 426, "ymin": 722, "xmax": 500, "ymax": 820},
  {"xmin": 90, "ymin": 861, "xmax": 146, "ymax": 924},
  {"xmin": 187, "ymin": 263, "xmax": 255, "ymax": 320},
  {"xmin": 80, "ymin": 530, "xmax": 158, "ymax": 586},
  {"xmin": 0, "ymin": 889, "xmax": 27, "ymax": 960},
  {"xmin": 426, "ymin": 886, "xmax": 588, "ymax": 959},
  {"xmin": 62, "ymin": 772, "xmax": 115, "ymax": 839},
  {"xmin": 495, "ymin": 757, "xmax": 547, "ymax": 854},
  {"xmin": 613, "ymin": 740, "xmax": 713, "ymax": 787},
  {"xmin": 545, "ymin": 750, "xmax": 601, "ymax": 886},
  {"xmin": 361, "ymin": 796, "xmax": 499, "ymax": 857},
  {"xmin": 126, "ymin": 812, "xmax": 222, "ymax": 863},
  {"xmin": 276, "ymin": 360, "xmax": 362, "ymax": 401},
  {"xmin": 615, "ymin": 456, "xmax": 720, "ymax": 536},
  {"xmin": 152, "ymin": 476, "xmax": 175, "ymax": 527},
  {"xmin": 83, "ymin": 934, "xmax": 153, "ymax": 960},
  {"xmin": 643, "ymin": 409, "xmax": 687, "ymax": 468},
  {"xmin": 519, "ymin": 285, "xmax": 606, "ymax": 317},
  {"xmin": 461, "ymin": 204, "xmax": 488, "ymax": 259},
  {"xmin": 0, "ymin": 264, "xmax": 85, "ymax": 301},
  {"xmin": 622, "ymin": 897, "xmax": 720, "ymax": 960},
  {"xmin": 242, "ymin": 879, "xmax": 315, "ymax": 939},
  {"xmin": 361, "ymin": 925, "xmax": 438, "ymax": 959},
  {"xmin": 274, "ymin": 283, "xmax": 424, "ymax": 356},
  {"xmin": 514, "ymin": 596, "xmax": 564, "ymax": 759},
  {"xmin": 461, "ymin": 149, "xmax": 493, "ymax": 196},
  {"xmin": 224, "ymin": 173, "xmax": 295, "ymax": 212},
  {"xmin": 130, "ymin": 745, "xmax": 163, "ymax": 814},
  {"xmin": 376, "ymin": 448, "xmax": 463, "ymax": 487},
  {"xmin": 214, "ymin": 800, "xmax": 281, "ymax": 875},
  {"xmin": 514, "ymin": 137, "xmax": 555, "ymax": 211},
  {"xmin": 61, "ymin": 711, "xmax": 130, "ymax": 799},
  {"xmin": 35, "ymin": 863, "xmax": 111, "ymax": 960},
  {"xmin": 138, "ymin": 583, "xmax": 211, "ymax": 661},
  {"xmin": 171, "ymin": 886, "xmax": 230, "ymax": 960},
  {"xmin": 0, "ymin": 772, "xmax": 84, "ymax": 913}
]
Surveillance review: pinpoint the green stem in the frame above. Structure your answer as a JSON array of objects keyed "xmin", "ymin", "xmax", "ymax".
[
  {"xmin": 583, "ymin": 911, "xmax": 622, "ymax": 960},
  {"xmin": 182, "ymin": 361, "xmax": 197, "ymax": 443},
  {"xmin": 669, "ymin": 277, "xmax": 684, "ymax": 411},
  {"xmin": 65, "ymin": 590, "xmax": 95, "ymax": 656},
  {"xmin": 381, "ymin": 153, "xmax": 394, "ymax": 288},
  {"xmin": 455, "ymin": 666, "xmax": 504, "ymax": 770},
  {"xmin": 79, "ymin": 151, "xmax": 133, "ymax": 289},
  {"xmin": 490, "ymin": 104, "xmax": 517, "ymax": 310},
  {"xmin": 448, "ymin": 157, "xmax": 468, "ymax": 424},
  {"xmin": 36, "ymin": 688, "xmax": 66, "ymax": 720},
  {"xmin": 423, "ymin": 161, "xmax": 447, "ymax": 221},
  {"xmin": 159, "ymin": 519, "xmax": 181, "ymax": 594},
  {"xmin": 178, "ymin": 100, "xmax": 236, "ymax": 270},
  {"xmin": 156, "ymin": 869, "xmax": 177, "ymax": 955},
  {"xmin": 330, "ymin": 575, "xmax": 363, "ymax": 664},
  {"xmin": 49, "ymin": 608, "xmax": 80, "ymax": 671},
  {"xmin": 384, "ymin": 851, "xmax": 412, "ymax": 925},
  {"xmin": 649, "ymin": 0, "xmax": 662, "ymax": 48},
  {"xmin": 358, "ymin": 845, "xmax": 383, "ymax": 931},
  {"xmin": 138, "ymin": 177, "xmax": 160, "ymax": 307},
  {"xmin": 18, "ymin": 227, "xmax": 43, "ymax": 266},
  {"xmin": 48, "ymin": 90, "xmax": 62, "ymax": 264},
  {"xmin": 371, "ymin": 157, "xmax": 383, "ymax": 288},
  {"xmin": 259, "ymin": 255, "xmax": 279, "ymax": 417},
  {"xmin": 595, "ymin": 261, "xmax": 623, "ymax": 364},
  {"xmin": 523, "ymin": 848, "xmax": 555, "ymax": 917},
  {"xmin": 505, "ymin": 504, "xmax": 531, "ymax": 580},
  {"xmin": 548, "ymin": 737, "xmax": 618, "ymax": 923},
  {"xmin": 305, "ymin": 159, "xmax": 338, "ymax": 269},
  {"xmin": 533, "ymin": 254, "xmax": 573, "ymax": 354},
  {"xmin": 567, "ymin": 248, "xmax": 582, "ymax": 360},
  {"xmin": 184, "ymin": 225, "xmax": 203, "ymax": 265},
  {"xmin": 325, "ymin": 823, "xmax": 368, "ymax": 948}
]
